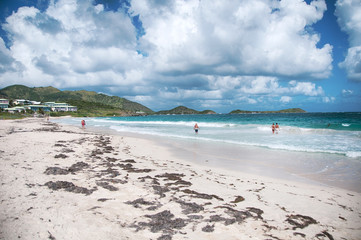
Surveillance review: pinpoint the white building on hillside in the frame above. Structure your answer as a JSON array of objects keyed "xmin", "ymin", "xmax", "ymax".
[
  {"xmin": 4, "ymin": 106, "xmax": 26, "ymax": 113},
  {"xmin": 44, "ymin": 102, "xmax": 77, "ymax": 112},
  {"xmin": 13, "ymin": 99, "xmax": 31, "ymax": 105},
  {"xmin": 0, "ymin": 99, "xmax": 9, "ymax": 109}
]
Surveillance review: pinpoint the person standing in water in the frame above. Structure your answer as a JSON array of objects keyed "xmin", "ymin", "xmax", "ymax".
[
  {"xmin": 194, "ymin": 123, "xmax": 199, "ymax": 134},
  {"xmin": 81, "ymin": 119, "xmax": 86, "ymax": 129},
  {"xmin": 275, "ymin": 123, "xmax": 280, "ymax": 134},
  {"xmin": 271, "ymin": 123, "xmax": 275, "ymax": 134}
]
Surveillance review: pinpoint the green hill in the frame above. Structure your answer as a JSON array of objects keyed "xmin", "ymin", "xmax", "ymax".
[
  {"xmin": 199, "ymin": 110, "xmax": 216, "ymax": 114},
  {"xmin": 157, "ymin": 106, "xmax": 199, "ymax": 115},
  {"xmin": 229, "ymin": 108, "xmax": 306, "ymax": 114},
  {"xmin": 0, "ymin": 85, "xmax": 307, "ymax": 117},
  {"xmin": 0, "ymin": 85, "xmax": 61, "ymax": 100},
  {"xmin": 156, "ymin": 106, "xmax": 216, "ymax": 115},
  {"xmin": 0, "ymin": 85, "xmax": 153, "ymax": 116},
  {"xmin": 277, "ymin": 108, "xmax": 306, "ymax": 113}
]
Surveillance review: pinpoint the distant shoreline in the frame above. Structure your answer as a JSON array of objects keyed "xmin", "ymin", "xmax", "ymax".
[{"xmin": 1, "ymin": 85, "xmax": 307, "ymax": 117}]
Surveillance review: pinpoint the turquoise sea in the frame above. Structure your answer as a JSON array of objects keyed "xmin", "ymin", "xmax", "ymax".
[{"xmin": 55, "ymin": 112, "xmax": 361, "ymax": 159}]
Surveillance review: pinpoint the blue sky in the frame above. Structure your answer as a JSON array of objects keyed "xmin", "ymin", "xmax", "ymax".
[{"xmin": 0, "ymin": 0, "xmax": 360, "ymax": 113}]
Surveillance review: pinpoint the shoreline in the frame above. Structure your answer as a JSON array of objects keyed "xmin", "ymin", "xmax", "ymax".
[
  {"xmin": 83, "ymin": 123, "xmax": 361, "ymax": 193},
  {"xmin": 1, "ymin": 118, "xmax": 360, "ymax": 239}
]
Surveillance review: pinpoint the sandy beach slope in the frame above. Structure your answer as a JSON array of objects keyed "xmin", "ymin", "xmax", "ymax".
[{"xmin": 0, "ymin": 118, "xmax": 360, "ymax": 240}]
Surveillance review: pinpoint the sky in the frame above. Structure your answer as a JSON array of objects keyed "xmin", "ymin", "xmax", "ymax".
[{"xmin": 0, "ymin": 0, "xmax": 360, "ymax": 113}]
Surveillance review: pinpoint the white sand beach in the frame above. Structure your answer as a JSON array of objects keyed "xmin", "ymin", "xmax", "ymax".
[{"xmin": 0, "ymin": 118, "xmax": 360, "ymax": 240}]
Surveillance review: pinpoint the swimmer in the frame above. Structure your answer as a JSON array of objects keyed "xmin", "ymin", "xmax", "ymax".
[
  {"xmin": 194, "ymin": 123, "xmax": 199, "ymax": 134},
  {"xmin": 275, "ymin": 123, "xmax": 280, "ymax": 134}
]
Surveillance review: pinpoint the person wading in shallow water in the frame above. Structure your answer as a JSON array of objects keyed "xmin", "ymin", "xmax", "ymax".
[
  {"xmin": 275, "ymin": 123, "xmax": 280, "ymax": 134},
  {"xmin": 272, "ymin": 123, "xmax": 275, "ymax": 134},
  {"xmin": 194, "ymin": 123, "xmax": 199, "ymax": 134},
  {"xmin": 81, "ymin": 119, "xmax": 86, "ymax": 129}
]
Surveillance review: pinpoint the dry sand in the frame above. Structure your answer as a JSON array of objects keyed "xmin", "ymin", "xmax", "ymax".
[{"xmin": 0, "ymin": 118, "xmax": 360, "ymax": 240}]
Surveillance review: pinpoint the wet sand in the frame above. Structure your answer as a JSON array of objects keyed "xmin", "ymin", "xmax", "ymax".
[
  {"xmin": 0, "ymin": 118, "xmax": 360, "ymax": 239},
  {"xmin": 88, "ymin": 127, "xmax": 361, "ymax": 192},
  {"xmin": 157, "ymin": 137, "xmax": 361, "ymax": 193}
]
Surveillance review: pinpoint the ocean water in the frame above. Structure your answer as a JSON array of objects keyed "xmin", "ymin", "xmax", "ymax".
[{"xmin": 55, "ymin": 112, "xmax": 361, "ymax": 159}]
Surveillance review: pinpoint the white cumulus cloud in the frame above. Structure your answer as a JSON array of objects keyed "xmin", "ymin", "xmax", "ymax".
[
  {"xmin": 336, "ymin": 0, "xmax": 361, "ymax": 81},
  {"xmin": 322, "ymin": 96, "xmax": 335, "ymax": 103},
  {"xmin": 132, "ymin": 0, "xmax": 332, "ymax": 78},
  {"xmin": 280, "ymin": 96, "xmax": 292, "ymax": 103},
  {"xmin": 342, "ymin": 89, "xmax": 353, "ymax": 96},
  {"xmin": 0, "ymin": 0, "xmax": 335, "ymax": 111},
  {"xmin": 0, "ymin": 0, "xmax": 144, "ymax": 88}
]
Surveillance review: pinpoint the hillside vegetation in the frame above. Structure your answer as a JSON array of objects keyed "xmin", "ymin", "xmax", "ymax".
[
  {"xmin": 156, "ymin": 106, "xmax": 216, "ymax": 115},
  {"xmin": 0, "ymin": 85, "xmax": 153, "ymax": 116},
  {"xmin": 229, "ymin": 108, "xmax": 306, "ymax": 114},
  {"xmin": 1, "ymin": 85, "xmax": 306, "ymax": 117}
]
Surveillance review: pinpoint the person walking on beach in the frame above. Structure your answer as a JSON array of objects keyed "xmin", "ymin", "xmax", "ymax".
[
  {"xmin": 271, "ymin": 123, "xmax": 275, "ymax": 134},
  {"xmin": 275, "ymin": 123, "xmax": 280, "ymax": 134},
  {"xmin": 194, "ymin": 123, "xmax": 199, "ymax": 134},
  {"xmin": 81, "ymin": 119, "xmax": 86, "ymax": 129}
]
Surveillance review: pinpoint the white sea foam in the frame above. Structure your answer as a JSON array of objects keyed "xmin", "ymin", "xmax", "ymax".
[
  {"xmin": 54, "ymin": 116, "xmax": 361, "ymax": 158},
  {"xmin": 346, "ymin": 151, "xmax": 361, "ymax": 158},
  {"xmin": 257, "ymin": 126, "xmax": 272, "ymax": 132},
  {"xmin": 109, "ymin": 124, "xmax": 361, "ymax": 157},
  {"xmin": 314, "ymin": 165, "xmax": 329, "ymax": 174},
  {"xmin": 96, "ymin": 119, "xmax": 235, "ymax": 128}
]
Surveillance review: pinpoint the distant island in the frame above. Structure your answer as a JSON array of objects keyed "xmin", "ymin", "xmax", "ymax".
[
  {"xmin": 0, "ymin": 85, "xmax": 306, "ymax": 117},
  {"xmin": 156, "ymin": 106, "xmax": 306, "ymax": 115},
  {"xmin": 156, "ymin": 106, "xmax": 216, "ymax": 115},
  {"xmin": 229, "ymin": 108, "xmax": 306, "ymax": 114}
]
